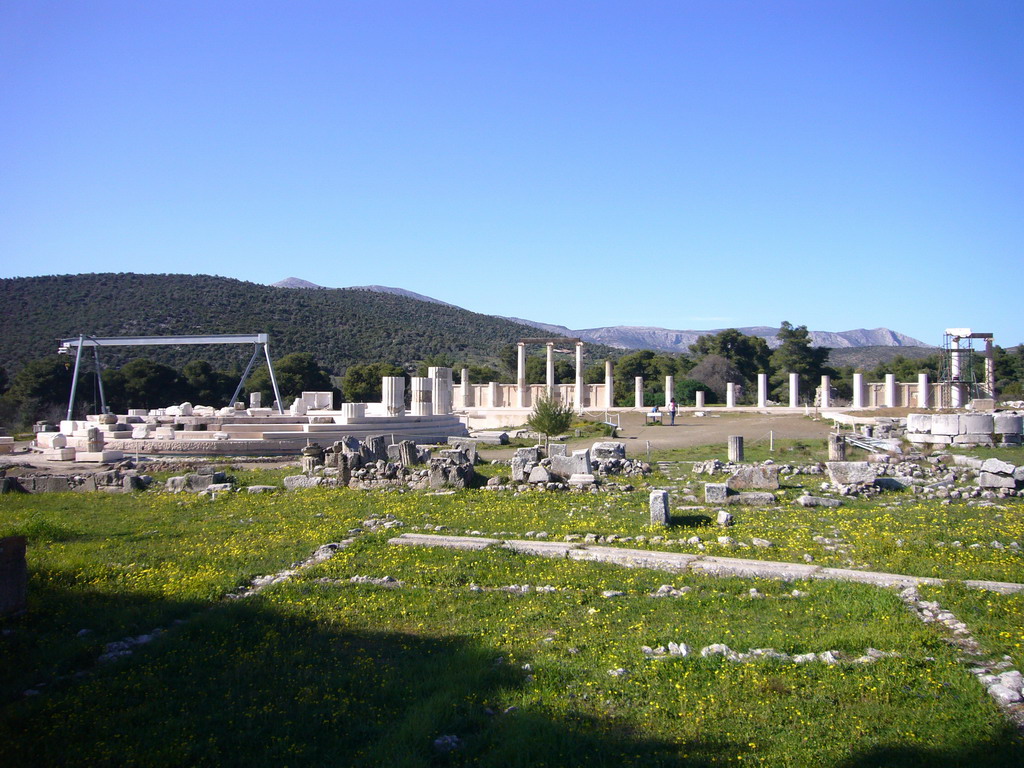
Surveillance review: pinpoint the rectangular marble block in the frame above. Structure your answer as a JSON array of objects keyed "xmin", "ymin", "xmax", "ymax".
[{"xmin": 75, "ymin": 450, "xmax": 124, "ymax": 463}]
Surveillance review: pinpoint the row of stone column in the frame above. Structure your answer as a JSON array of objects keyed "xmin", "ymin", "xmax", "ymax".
[
  {"xmin": 460, "ymin": 362, "xmax": 942, "ymax": 411},
  {"xmin": 515, "ymin": 342, "xmax": 588, "ymax": 411},
  {"xmin": 381, "ymin": 367, "xmax": 455, "ymax": 417}
]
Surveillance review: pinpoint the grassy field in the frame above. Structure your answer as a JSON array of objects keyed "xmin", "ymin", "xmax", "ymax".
[{"xmin": 1, "ymin": 474, "xmax": 1023, "ymax": 766}]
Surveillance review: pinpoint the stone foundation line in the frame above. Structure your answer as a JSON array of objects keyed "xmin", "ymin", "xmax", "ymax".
[{"xmin": 388, "ymin": 533, "xmax": 1024, "ymax": 595}]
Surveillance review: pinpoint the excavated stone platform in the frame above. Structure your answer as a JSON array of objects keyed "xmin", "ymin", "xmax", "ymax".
[{"xmin": 388, "ymin": 534, "xmax": 1024, "ymax": 594}]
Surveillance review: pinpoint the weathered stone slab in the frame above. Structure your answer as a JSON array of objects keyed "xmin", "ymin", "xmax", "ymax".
[
  {"xmin": 993, "ymin": 414, "xmax": 1023, "ymax": 435},
  {"xmin": 649, "ymin": 490, "xmax": 670, "ymax": 526},
  {"xmin": 952, "ymin": 434, "xmax": 994, "ymax": 445},
  {"xmin": 727, "ymin": 492, "xmax": 776, "ymax": 506},
  {"xmin": 591, "ymin": 441, "xmax": 626, "ymax": 460},
  {"xmin": 514, "ymin": 447, "xmax": 540, "ymax": 463},
  {"xmin": 691, "ymin": 557, "xmax": 818, "ymax": 581},
  {"xmin": 905, "ymin": 414, "xmax": 931, "ymax": 433},
  {"xmin": 826, "ymin": 461, "xmax": 875, "ymax": 486},
  {"xmin": 283, "ymin": 475, "xmax": 325, "ymax": 490},
  {"xmin": 978, "ymin": 472, "xmax": 1016, "ymax": 489},
  {"xmin": 930, "ymin": 414, "xmax": 961, "ymax": 436},
  {"xmin": 568, "ymin": 473, "xmax": 596, "ymax": 488},
  {"xmin": 907, "ymin": 433, "xmax": 952, "ymax": 444},
  {"xmin": 504, "ymin": 540, "xmax": 577, "ymax": 557},
  {"xmin": 725, "ymin": 465, "xmax": 779, "ymax": 491},
  {"xmin": 796, "ymin": 495, "xmax": 842, "ymax": 508},
  {"xmin": 511, "ymin": 456, "xmax": 529, "ymax": 483},
  {"xmin": 548, "ymin": 454, "xmax": 578, "ymax": 480},
  {"xmin": 449, "ymin": 439, "xmax": 478, "ymax": 464},
  {"xmin": 960, "ymin": 414, "xmax": 993, "ymax": 434},
  {"xmin": 814, "ymin": 567, "xmax": 942, "ymax": 589},
  {"xmin": 391, "ymin": 533, "xmax": 499, "ymax": 551},
  {"xmin": 527, "ymin": 466, "xmax": 551, "ymax": 484},
  {"xmin": 704, "ymin": 483, "xmax": 729, "ymax": 503},
  {"xmin": 547, "ymin": 443, "xmax": 568, "ymax": 457},
  {"xmin": 981, "ymin": 458, "xmax": 1016, "ymax": 475},
  {"xmin": 568, "ymin": 547, "xmax": 699, "ymax": 573}
]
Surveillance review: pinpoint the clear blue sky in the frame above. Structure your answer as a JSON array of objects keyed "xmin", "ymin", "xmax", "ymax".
[{"xmin": 2, "ymin": 1, "xmax": 1021, "ymax": 346}]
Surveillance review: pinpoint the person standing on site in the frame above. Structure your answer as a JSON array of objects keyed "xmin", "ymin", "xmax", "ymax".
[{"xmin": 668, "ymin": 398, "xmax": 677, "ymax": 425}]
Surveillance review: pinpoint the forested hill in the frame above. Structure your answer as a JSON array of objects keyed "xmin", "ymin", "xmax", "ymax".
[{"xmin": 0, "ymin": 273, "xmax": 589, "ymax": 375}]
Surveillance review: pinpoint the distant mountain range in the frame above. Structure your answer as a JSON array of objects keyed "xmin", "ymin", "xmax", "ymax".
[
  {"xmin": 504, "ymin": 318, "xmax": 932, "ymax": 352},
  {"xmin": 274, "ymin": 278, "xmax": 933, "ymax": 352}
]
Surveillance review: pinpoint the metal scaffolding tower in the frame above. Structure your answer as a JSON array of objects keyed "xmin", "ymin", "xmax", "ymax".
[
  {"xmin": 937, "ymin": 328, "xmax": 995, "ymax": 408},
  {"xmin": 57, "ymin": 333, "xmax": 285, "ymax": 419}
]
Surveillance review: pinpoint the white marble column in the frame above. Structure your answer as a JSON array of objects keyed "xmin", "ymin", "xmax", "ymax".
[
  {"xmin": 381, "ymin": 376, "xmax": 405, "ymax": 416},
  {"xmin": 820, "ymin": 375, "xmax": 831, "ymax": 408},
  {"xmin": 428, "ymin": 367, "xmax": 453, "ymax": 415},
  {"xmin": 487, "ymin": 381, "xmax": 499, "ymax": 408},
  {"xmin": 951, "ymin": 383, "xmax": 965, "ymax": 408},
  {"xmin": 726, "ymin": 383, "xmax": 736, "ymax": 408},
  {"xmin": 918, "ymin": 373, "xmax": 930, "ymax": 409},
  {"xmin": 411, "ymin": 377, "xmax": 433, "ymax": 416},
  {"xmin": 545, "ymin": 343, "xmax": 555, "ymax": 399},
  {"xmin": 852, "ymin": 373, "xmax": 864, "ymax": 409},
  {"xmin": 695, "ymin": 390, "xmax": 705, "ymax": 408},
  {"xmin": 460, "ymin": 367, "xmax": 471, "ymax": 408},
  {"xmin": 574, "ymin": 342, "xmax": 584, "ymax": 412},
  {"xmin": 635, "ymin": 376, "xmax": 644, "ymax": 409},
  {"xmin": 984, "ymin": 339, "xmax": 995, "ymax": 398},
  {"xmin": 757, "ymin": 374, "xmax": 768, "ymax": 408},
  {"xmin": 664, "ymin": 375, "xmax": 674, "ymax": 408},
  {"xmin": 884, "ymin": 373, "xmax": 897, "ymax": 408},
  {"xmin": 516, "ymin": 343, "xmax": 526, "ymax": 408},
  {"xmin": 788, "ymin": 373, "xmax": 799, "ymax": 408},
  {"xmin": 605, "ymin": 360, "xmax": 614, "ymax": 408}
]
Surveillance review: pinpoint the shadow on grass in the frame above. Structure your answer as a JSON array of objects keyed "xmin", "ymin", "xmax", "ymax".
[
  {"xmin": 836, "ymin": 740, "xmax": 1024, "ymax": 768},
  {"xmin": 0, "ymin": 568, "xmax": 207, "ymax": 706},
  {"xmin": 1, "ymin": 581, "xmax": 717, "ymax": 768},
  {"xmin": 670, "ymin": 514, "xmax": 712, "ymax": 528}
]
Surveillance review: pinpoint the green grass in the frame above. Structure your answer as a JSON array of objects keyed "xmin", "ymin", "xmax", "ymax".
[
  {"xmin": 649, "ymin": 437, "xmax": 874, "ymax": 464},
  {"xmin": 1, "ymin": 486, "xmax": 1023, "ymax": 766},
  {"xmin": 947, "ymin": 445, "xmax": 1024, "ymax": 463}
]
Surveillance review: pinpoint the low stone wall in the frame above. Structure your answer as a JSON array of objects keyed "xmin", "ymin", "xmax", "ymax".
[{"xmin": 906, "ymin": 413, "xmax": 1023, "ymax": 447}]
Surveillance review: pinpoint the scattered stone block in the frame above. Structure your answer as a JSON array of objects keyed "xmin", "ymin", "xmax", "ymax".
[
  {"xmin": 283, "ymin": 475, "xmax": 324, "ymax": 490},
  {"xmin": 716, "ymin": 510, "xmax": 733, "ymax": 527},
  {"xmin": 41, "ymin": 448, "xmax": 76, "ymax": 461},
  {"xmin": 994, "ymin": 414, "xmax": 1023, "ymax": 435},
  {"xmin": 981, "ymin": 458, "xmax": 1016, "ymax": 475},
  {"xmin": 75, "ymin": 450, "xmax": 124, "ymax": 463},
  {"xmin": 726, "ymin": 466, "xmax": 779, "ymax": 491},
  {"xmin": 978, "ymin": 472, "xmax": 1016, "ymax": 489},
  {"xmin": 36, "ymin": 432, "xmax": 67, "ymax": 449},
  {"xmin": 930, "ymin": 415, "xmax": 961, "ymax": 436},
  {"xmin": 547, "ymin": 443, "xmax": 568, "ymax": 457},
  {"xmin": 649, "ymin": 490, "xmax": 670, "ymax": 526},
  {"xmin": 591, "ymin": 442, "xmax": 626, "ymax": 460},
  {"xmin": 952, "ymin": 434, "xmax": 994, "ymax": 446},
  {"xmin": 826, "ymin": 461, "xmax": 875, "ymax": 486},
  {"xmin": 511, "ymin": 456, "xmax": 529, "ymax": 483},
  {"xmin": 960, "ymin": 414, "xmax": 994, "ymax": 434},
  {"xmin": 728, "ymin": 492, "xmax": 776, "ymax": 506},
  {"xmin": 796, "ymin": 495, "xmax": 842, "ymax": 508},
  {"xmin": 704, "ymin": 483, "xmax": 729, "ymax": 503},
  {"xmin": 568, "ymin": 473, "xmax": 596, "ymax": 488},
  {"xmin": 528, "ymin": 466, "xmax": 551, "ymax": 484}
]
